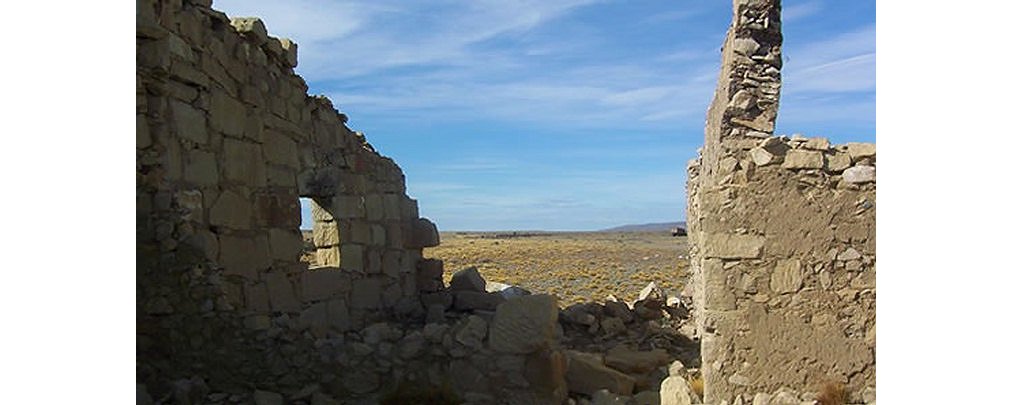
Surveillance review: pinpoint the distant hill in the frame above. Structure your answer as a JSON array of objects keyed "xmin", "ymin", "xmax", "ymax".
[{"xmin": 599, "ymin": 221, "xmax": 686, "ymax": 232}]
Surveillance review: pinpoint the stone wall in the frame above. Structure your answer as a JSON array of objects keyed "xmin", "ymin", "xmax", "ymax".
[{"xmin": 686, "ymin": 0, "xmax": 876, "ymax": 403}]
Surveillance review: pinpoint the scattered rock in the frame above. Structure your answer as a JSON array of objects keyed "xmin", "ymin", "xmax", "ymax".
[
  {"xmin": 566, "ymin": 351, "xmax": 636, "ymax": 396},
  {"xmin": 604, "ymin": 345, "xmax": 671, "ymax": 375},
  {"xmin": 489, "ymin": 294, "xmax": 559, "ymax": 354},
  {"xmin": 450, "ymin": 266, "xmax": 486, "ymax": 292},
  {"xmin": 842, "ymin": 165, "xmax": 875, "ymax": 184},
  {"xmin": 658, "ymin": 374, "xmax": 693, "ymax": 405},
  {"xmin": 604, "ymin": 299, "xmax": 635, "ymax": 323},
  {"xmin": 453, "ymin": 290, "xmax": 505, "ymax": 311}
]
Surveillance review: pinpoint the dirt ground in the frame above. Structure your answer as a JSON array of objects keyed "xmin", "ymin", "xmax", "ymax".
[{"xmin": 426, "ymin": 231, "xmax": 691, "ymax": 307}]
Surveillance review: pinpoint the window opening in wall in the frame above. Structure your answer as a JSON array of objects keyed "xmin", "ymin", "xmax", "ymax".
[{"xmin": 299, "ymin": 197, "xmax": 316, "ymax": 266}]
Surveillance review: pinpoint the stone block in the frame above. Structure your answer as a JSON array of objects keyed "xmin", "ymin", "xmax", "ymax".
[
  {"xmin": 350, "ymin": 220, "xmax": 370, "ymax": 244},
  {"xmin": 370, "ymin": 224, "xmax": 386, "ymax": 246},
  {"xmin": 223, "ymin": 139, "xmax": 266, "ymax": 186},
  {"xmin": 265, "ymin": 165, "xmax": 296, "ymax": 187},
  {"xmin": 365, "ymin": 194, "xmax": 384, "ymax": 221},
  {"xmin": 782, "ymin": 150, "xmax": 824, "ymax": 169},
  {"xmin": 254, "ymin": 193, "xmax": 300, "ymax": 228},
  {"xmin": 750, "ymin": 147, "xmax": 776, "ymax": 166},
  {"xmin": 453, "ymin": 290, "xmax": 505, "ymax": 311},
  {"xmin": 244, "ymin": 282, "xmax": 270, "ymax": 313},
  {"xmin": 659, "ymin": 374, "xmax": 693, "ymax": 405},
  {"xmin": 339, "ymin": 244, "xmax": 364, "ymax": 270},
  {"xmin": 263, "ymin": 130, "xmax": 299, "ymax": 168},
  {"xmin": 229, "ymin": 17, "xmax": 268, "ymax": 45},
  {"xmin": 417, "ymin": 259, "xmax": 444, "ymax": 279},
  {"xmin": 335, "ymin": 196, "xmax": 365, "ymax": 218},
  {"xmin": 301, "ymin": 267, "xmax": 350, "ymax": 302},
  {"xmin": 842, "ymin": 165, "xmax": 875, "ymax": 184},
  {"xmin": 279, "ymin": 38, "xmax": 298, "ymax": 67},
  {"xmin": 309, "ymin": 199, "xmax": 334, "ymax": 221},
  {"xmin": 386, "ymin": 223, "xmax": 403, "ymax": 249},
  {"xmin": 366, "ymin": 249, "xmax": 382, "ymax": 274},
  {"xmin": 209, "ymin": 91, "xmax": 247, "ymax": 137},
  {"xmin": 803, "ymin": 137, "xmax": 831, "ymax": 151},
  {"xmin": 702, "ymin": 233, "xmax": 765, "ymax": 259},
  {"xmin": 183, "ymin": 149, "xmax": 218, "ymax": 186},
  {"xmin": 349, "ymin": 278, "xmax": 383, "ymax": 309},
  {"xmin": 825, "ymin": 152, "xmax": 852, "ymax": 172},
  {"xmin": 169, "ymin": 99, "xmax": 207, "ymax": 144},
  {"xmin": 565, "ymin": 351, "xmax": 635, "ymax": 396},
  {"xmin": 401, "ymin": 198, "xmax": 419, "ymax": 219},
  {"xmin": 771, "ymin": 259, "xmax": 803, "ymax": 294},
  {"xmin": 264, "ymin": 271, "xmax": 300, "ymax": 312},
  {"xmin": 404, "ymin": 218, "xmax": 440, "ymax": 248},
  {"xmin": 450, "ymin": 266, "xmax": 487, "ymax": 292},
  {"xmin": 208, "ymin": 190, "xmax": 252, "ymax": 229},
  {"xmin": 701, "ymin": 259, "xmax": 737, "ymax": 311},
  {"xmin": 489, "ymin": 294, "xmax": 559, "ymax": 354},
  {"xmin": 846, "ymin": 142, "xmax": 876, "ymax": 159},
  {"xmin": 327, "ymin": 299, "xmax": 351, "ymax": 331},
  {"xmin": 382, "ymin": 250, "xmax": 401, "ymax": 277},
  {"xmin": 315, "ymin": 246, "xmax": 339, "ymax": 267},
  {"xmin": 382, "ymin": 194, "xmax": 401, "ymax": 220},
  {"xmin": 312, "ymin": 221, "xmax": 341, "ymax": 248},
  {"xmin": 268, "ymin": 228, "xmax": 303, "ymax": 261},
  {"xmin": 297, "ymin": 167, "xmax": 343, "ymax": 197}
]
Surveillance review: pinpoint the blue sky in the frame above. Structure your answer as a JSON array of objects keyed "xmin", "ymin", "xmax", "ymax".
[{"xmin": 214, "ymin": 0, "xmax": 875, "ymax": 231}]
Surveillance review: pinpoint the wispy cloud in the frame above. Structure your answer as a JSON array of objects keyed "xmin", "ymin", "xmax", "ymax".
[
  {"xmin": 783, "ymin": 1, "xmax": 824, "ymax": 22},
  {"xmin": 783, "ymin": 24, "xmax": 876, "ymax": 93}
]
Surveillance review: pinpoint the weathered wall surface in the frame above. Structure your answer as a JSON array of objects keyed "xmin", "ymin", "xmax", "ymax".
[
  {"xmin": 134, "ymin": 0, "xmax": 548, "ymax": 400},
  {"xmin": 687, "ymin": 0, "xmax": 876, "ymax": 403}
]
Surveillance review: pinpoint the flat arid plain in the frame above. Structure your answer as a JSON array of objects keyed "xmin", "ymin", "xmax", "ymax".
[
  {"xmin": 303, "ymin": 230, "xmax": 690, "ymax": 307},
  {"xmin": 422, "ymin": 231, "xmax": 686, "ymax": 307}
]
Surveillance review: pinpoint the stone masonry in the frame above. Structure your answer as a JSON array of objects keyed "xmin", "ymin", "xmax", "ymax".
[{"xmin": 686, "ymin": 0, "xmax": 876, "ymax": 403}]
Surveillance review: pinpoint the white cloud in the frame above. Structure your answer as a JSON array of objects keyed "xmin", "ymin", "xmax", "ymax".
[
  {"xmin": 783, "ymin": 1, "xmax": 823, "ymax": 22},
  {"xmin": 783, "ymin": 24, "xmax": 876, "ymax": 94}
]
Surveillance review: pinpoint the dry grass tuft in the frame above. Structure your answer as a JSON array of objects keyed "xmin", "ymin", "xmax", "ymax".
[
  {"xmin": 688, "ymin": 374, "xmax": 704, "ymax": 398},
  {"xmin": 815, "ymin": 381, "xmax": 847, "ymax": 405}
]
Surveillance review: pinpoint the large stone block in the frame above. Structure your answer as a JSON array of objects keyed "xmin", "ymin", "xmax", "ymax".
[
  {"xmin": 169, "ymin": 99, "xmax": 207, "ymax": 143},
  {"xmin": 382, "ymin": 194, "xmax": 401, "ymax": 220},
  {"xmin": 301, "ymin": 267, "xmax": 351, "ymax": 302},
  {"xmin": 842, "ymin": 165, "xmax": 876, "ymax": 184},
  {"xmin": 489, "ymin": 294, "xmax": 559, "ymax": 354},
  {"xmin": 565, "ymin": 351, "xmax": 635, "ymax": 396},
  {"xmin": 263, "ymin": 130, "xmax": 299, "ymax": 168},
  {"xmin": 229, "ymin": 17, "xmax": 268, "ymax": 45},
  {"xmin": 335, "ymin": 196, "xmax": 365, "ymax": 218},
  {"xmin": 365, "ymin": 195, "xmax": 384, "ymax": 221},
  {"xmin": 312, "ymin": 221, "xmax": 341, "ymax": 248},
  {"xmin": 208, "ymin": 190, "xmax": 252, "ymax": 229},
  {"xmin": 845, "ymin": 142, "xmax": 876, "ymax": 159},
  {"xmin": 264, "ymin": 271, "xmax": 300, "ymax": 312},
  {"xmin": 209, "ymin": 91, "xmax": 247, "ymax": 137},
  {"xmin": 279, "ymin": 38, "xmax": 298, "ymax": 68},
  {"xmin": 254, "ymin": 193, "xmax": 300, "ymax": 228},
  {"xmin": 223, "ymin": 139, "xmax": 266, "ymax": 186},
  {"xmin": 782, "ymin": 150, "xmax": 824, "ymax": 169},
  {"xmin": 316, "ymin": 246, "xmax": 339, "ymax": 267},
  {"xmin": 183, "ymin": 149, "xmax": 218, "ymax": 186},
  {"xmin": 339, "ymin": 244, "xmax": 364, "ymax": 270},
  {"xmin": 219, "ymin": 235, "xmax": 269, "ymax": 278},
  {"xmin": 403, "ymin": 218, "xmax": 440, "ymax": 248},
  {"xmin": 702, "ymin": 233, "xmax": 765, "ymax": 259},
  {"xmin": 349, "ymin": 277, "xmax": 383, "ymax": 309},
  {"xmin": 268, "ymin": 228, "xmax": 303, "ymax": 261}
]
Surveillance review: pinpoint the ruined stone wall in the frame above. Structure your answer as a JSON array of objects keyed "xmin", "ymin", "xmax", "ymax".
[{"xmin": 687, "ymin": 0, "xmax": 876, "ymax": 403}]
